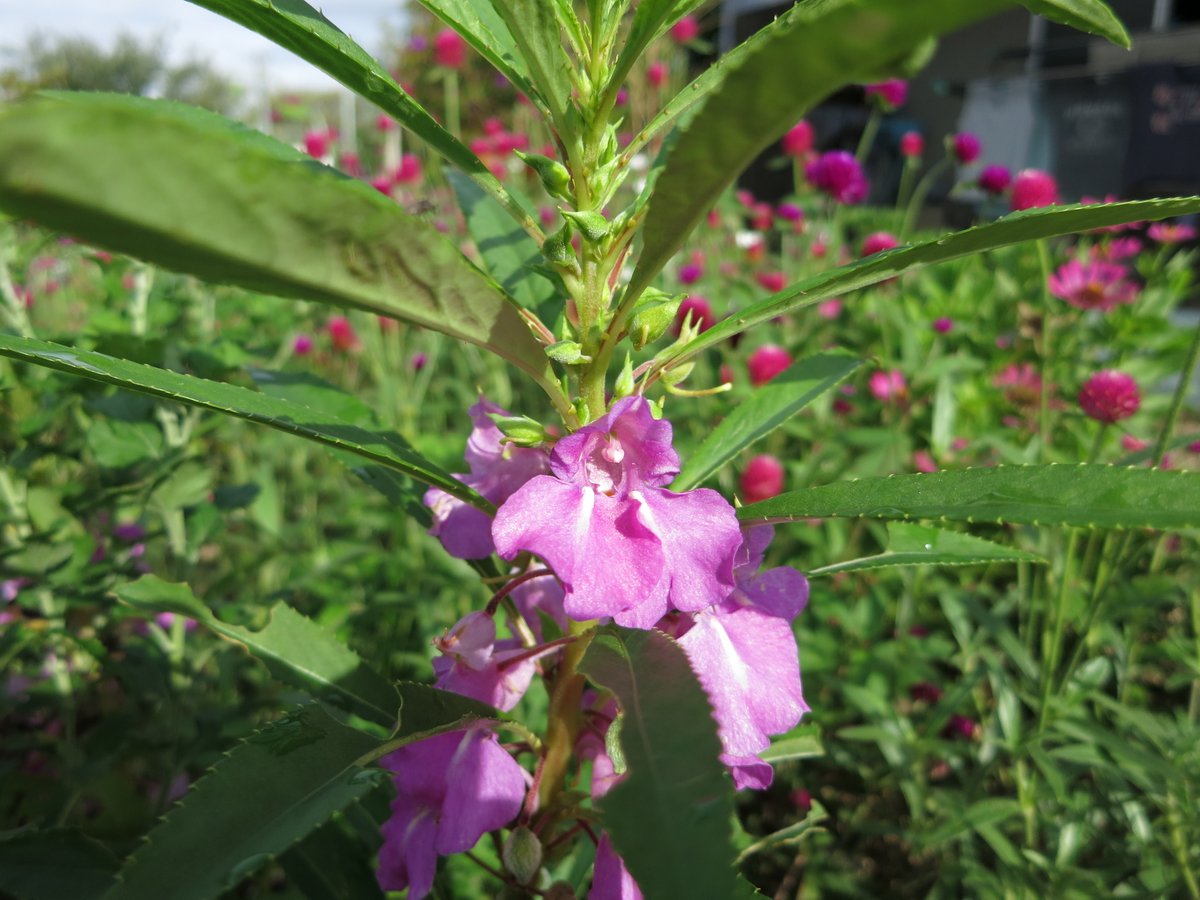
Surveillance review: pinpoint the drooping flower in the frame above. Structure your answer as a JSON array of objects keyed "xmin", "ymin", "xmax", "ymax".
[
  {"xmin": 864, "ymin": 78, "xmax": 908, "ymax": 109},
  {"xmin": 377, "ymin": 727, "xmax": 527, "ymax": 898},
  {"xmin": 806, "ymin": 151, "xmax": 868, "ymax": 204},
  {"xmin": 492, "ymin": 397, "xmax": 742, "ymax": 629},
  {"xmin": 434, "ymin": 28, "xmax": 467, "ymax": 68},
  {"xmin": 781, "ymin": 120, "xmax": 815, "ymax": 157},
  {"xmin": 740, "ymin": 455, "xmax": 785, "ymax": 503},
  {"xmin": 747, "ymin": 345, "xmax": 792, "ymax": 386},
  {"xmin": 951, "ymin": 132, "xmax": 982, "ymax": 164},
  {"xmin": 424, "ymin": 399, "xmax": 549, "ymax": 559},
  {"xmin": 899, "ymin": 131, "xmax": 924, "ymax": 158},
  {"xmin": 860, "ymin": 231, "xmax": 899, "ymax": 257},
  {"xmin": 1010, "ymin": 169, "xmax": 1059, "ymax": 210},
  {"xmin": 1078, "ymin": 370, "xmax": 1140, "ymax": 423},
  {"xmin": 432, "ymin": 611, "xmax": 562, "ymax": 711},
  {"xmin": 675, "ymin": 527, "xmax": 809, "ymax": 789},
  {"xmin": 1048, "ymin": 259, "xmax": 1139, "ymax": 312},
  {"xmin": 977, "ymin": 164, "xmax": 1012, "ymax": 195},
  {"xmin": 592, "ymin": 835, "xmax": 644, "ymax": 900}
]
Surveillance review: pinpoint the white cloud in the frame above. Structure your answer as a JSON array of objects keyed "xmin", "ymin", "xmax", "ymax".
[{"xmin": 1, "ymin": 1, "xmax": 407, "ymax": 90}]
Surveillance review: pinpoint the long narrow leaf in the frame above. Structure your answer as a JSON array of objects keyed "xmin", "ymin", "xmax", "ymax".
[
  {"xmin": 0, "ymin": 93, "xmax": 555, "ymax": 390},
  {"xmin": 488, "ymin": 0, "xmax": 573, "ymax": 131},
  {"xmin": 665, "ymin": 199, "xmax": 1200, "ymax": 367},
  {"xmin": 0, "ymin": 333, "xmax": 486, "ymax": 509},
  {"xmin": 416, "ymin": 0, "xmax": 541, "ymax": 102},
  {"xmin": 739, "ymin": 465, "xmax": 1200, "ymax": 531},
  {"xmin": 1021, "ymin": 0, "xmax": 1131, "ymax": 48},
  {"xmin": 808, "ymin": 523, "xmax": 1046, "ymax": 577}
]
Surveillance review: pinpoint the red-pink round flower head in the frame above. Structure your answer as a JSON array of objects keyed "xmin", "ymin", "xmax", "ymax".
[
  {"xmin": 376, "ymin": 114, "xmax": 396, "ymax": 132},
  {"xmin": 670, "ymin": 15, "xmax": 699, "ymax": 42},
  {"xmin": 677, "ymin": 262, "xmax": 703, "ymax": 285},
  {"xmin": 673, "ymin": 296, "xmax": 714, "ymax": 335},
  {"xmin": 900, "ymin": 131, "xmax": 924, "ymax": 158},
  {"xmin": 394, "ymin": 154, "xmax": 423, "ymax": 185},
  {"xmin": 1010, "ymin": 169, "xmax": 1059, "ymax": 210},
  {"xmin": 776, "ymin": 201, "xmax": 804, "ymax": 223},
  {"xmin": 860, "ymin": 231, "xmax": 899, "ymax": 257},
  {"xmin": 755, "ymin": 271, "xmax": 786, "ymax": 293},
  {"xmin": 864, "ymin": 78, "xmax": 908, "ymax": 109},
  {"xmin": 781, "ymin": 120, "xmax": 814, "ymax": 157},
  {"xmin": 291, "ymin": 334, "xmax": 313, "ymax": 356},
  {"xmin": 326, "ymin": 315, "xmax": 359, "ymax": 351},
  {"xmin": 434, "ymin": 28, "xmax": 467, "ymax": 68},
  {"xmin": 647, "ymin": 60, "xmax": 668, "ymax": 87},
  {"xmin": 303, "ymin": 129, "xmax": 332, "ymax": 159},
  {"xmin": 933, "ymin": 316, "xmax": 954, "ymax": 334},
  {"xmin": 805, "ymin": 151, "xmax": 868, "ymax": 204},
  {"xmin": 740, "ymin": 455, "xmax": 785, "ymax": 503},
  {"xmin": 869, "ymin": 369, "xmax": 907, "ymax": 402},
  {"xmin": 951, "ymin": 132, "xmax": 982, "ymax": 164},
  {"xmin": 747, "ymin": 345, "xmax": 792, "ymax": 386},
  {"xmin": 1048, "ymin": 259, "xmax": 1140, "ymax": 311},
  {"xmin": 978, "ymin": 164, "xmax": 1012, "ymax": 195},
  {"xmin": 1078, "ymin": 370, "xmax": 1140, "ymax": 423}
]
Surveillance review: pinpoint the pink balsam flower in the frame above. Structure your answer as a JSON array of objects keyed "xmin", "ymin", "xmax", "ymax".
[
  {"xmin": 592, "ymin": 835, "xmax": 644, "ymax": 900},
  {"xmin": 492, "ymin": 397, "xmax": 742, "ymax": 629},
  {"xmin": 432, "ymin": 611, "xmax": 561, "ymax": 710},
  {"xmin": 377, "ymin": 727, "xmax": 527, "ymax": 898}
]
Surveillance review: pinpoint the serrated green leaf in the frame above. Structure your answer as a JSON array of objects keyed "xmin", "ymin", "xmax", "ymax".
[
  {"xmin": 416, "ymin": 0, "xmax": 540, "ymax": 101},
  {"xmin": 740, "ymin": 465, "xmax": 1200, "ymax": 531},
  {"xmin": 280, "ymin": 818, "xmax": 385, "ymax": 900},
  {"xmin": 673, "ymin": 352, "xmax": 862, "ymax": 491},
  {"xmin": 626, "ymin": 0, "xmax": 1013, "ymax": 303},
  {"xmin": 115, "ymin": 576, "xmax": 400, "ymax": 727},
  {"xmin": 448, "ymin": 171, "xmax": 558, "ymax": 318},
  {"xmin": 580, "ymin": 627, "xmax": 742, "ymax": 900},
  {"xmin": 0, "ymin": 334, "xmax": 484, "ymax": 510},
  {"xmin": 667, "ymin": 199, "xmax": 1200, "ymax": 366},
  {"xmin": 488, "ymin": 0, "xmax": 572, "ymax": 131},
  {"xmin": 183, "ymin": 0, "xmax": 539, "ymax": 229},
  {"xmin": 0, "ymin": 93, "xmax": 554, "ymax": 390},
  {"xmin": 1019, "ymin": 0, "xmax": 1130, "ymax": 48},
  {"xmin": 808, "ymin": 522, "xmax": 1045, "ymax": 577},
  {"xmin": 102, "ymin": 705, "xmax": 385, "ymax": 900},
  {"xmin": 0, "ymin": 828, "xmax": 118, "ymax": 900}
]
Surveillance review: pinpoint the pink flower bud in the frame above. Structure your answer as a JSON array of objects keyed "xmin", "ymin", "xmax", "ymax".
[
  {"xmin": 818, "ymin": 298, "xmax": 842, "ymax": 319},
  {"xmin": 1078, "ymin": 370, "xmax": 1140, "ymax": 423},
  {"xmin": 755, "ymin": 271, "xmax": 786, "ymax": 293},
  {"xmin": 899, "ymin": 131, "xmax": 924, "ymax": 158},
  {"xmin": 978, "ymin": 164, "xmax": 1012, "ymax": 195},
  {"xmin": 647, "ymin": 61, "xmax": 668, "ymax": 87},
  {"xmin": 951, "ymin": 132, "xmax": 982, "ymax": 164},
  {"xmin": 864, "ymin": 78, "xmax": 907, "ymax": 109},
  {"xmin": 303, "ymin": 129, "xmax": 331, "ymax": 159},
  {"xmin": 1121, "ymin": 434, "xmax": 1147, "ymax": 452},
  {"xmin": 860, "ymin": 231, "xmax": 899, "ymax": 257},
  {"xmin": 740, "ymin": 455, "xmax": 785, "ymax": 503},
  {"xmin": 326, "ymin": 315, "xmax": 359, "ymax": 352},
  {"xmin": 434, "ymin": 28, "xmax": 466, "ymax": 68},
  {"xmin": 913, "ymin": 450, "xmax": 938, "ymax": 473},
  {"xmin": 291, "ymin": 334, "xmax": 314, "ymax": 355},
  {"xmin": 1010, "ymin": 169, "xmax": 1059, "ymax": 211},
  {"xmin": 933, "ymin": 317, "xmax": 954, "ymax": 333},
  {"xmin": 775, "ymin": 202, "xmax": 804, "ymax": 222},
  {"xmin": 869, "ymin": 369, "xmax": 907, "ymax": 402},
  {"xmin": 805, "ymin": 151, "xmax": 868, "ymax": 204},
  {"xmin": 670, "ymin": 15, "xmax": 699, "ymax": 43},
  {"xmin": 781, "ymin": 120, "xmax": 814, "ymax": 157},
  {"xmin": 375, "ymin": 114, "xmax": 396, "ymax": 132},
  {"xmin": 678, "ymin": 262, "xmax": 703, "ymax": 285},
  {"xmin": 394, "ymin": 154, "xmax": 423, "ymax": 185},
  {"xmin": 747, "ymin": 345, "xmax": 792, "ymax": 386}
]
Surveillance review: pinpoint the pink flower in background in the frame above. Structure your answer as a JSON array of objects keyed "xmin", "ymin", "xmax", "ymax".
[
  {"xmin": 1079, "ymin": 371, "xmax": 1140, "ymax": 423},
  {"xmin": 676, "ymin": 527, "xmax": 809, "ymax": 789},
  {"xmin": 1147, "ymin": 221, "xmax": 1197, "ymax": 244},
  {"xmin": 781, "ymin": 120, "xmax": 814, "ymax": 157},
  {"xmin": 933, "ymin": 317, "xmax": 954, "ymax": 334},
  {"xmin": 1010, "ymin": 169, "xmax": 1059, "ymax": 210},
  {"xmin": 818, "ymin": 298, "xmax": 843, "ymax": 319},
  {"xmin": 806, "ymin": 151, "xmax": 868, "ymax": 204},
  {"xmin": 338, "ymin": 151, "xmax": 361, "ymax": 177},
  {"xmin": 394, "ymin": 154, "xmax": 424, "ymax": 185},
  {"xmin": 493, "ymin": 397, "xmax": 742, "ymax": 629},
  {"xmin": 913, "ymin": 450, "xmax": 938, "ymax": 473},
  {"xmin": 747, "ymin": 345, "xmax": 792, "ymax": 386},
  {"xmin": 326, "ymin": 315, "xmax": 359, "ymax": 351},
  {"xmin": 592, "ymin": 835, "xmax": 644, "ymax": 900},
  {"xmin": 864, "ymin": 78, "xmax": 908, "ymax": 109},
  {"xmin": 756, "ymin": 271, "xmax": 786, "ymax": 293},
  {"xmin": 869, "ymin": 369, "xmax": 907, "ymax": 402},
  {"xmin": 303, "ymin": 129, "xmax": 333, "ymax": 159},
  {"xmin": 994, "ymin": 363, "xmax": 1042, "ymax": 407},
  {"xmin": 376, "ymin": 114, "xmax": 396, "ymax": 132},
  {"xmin": 1121, "ymin": 434, "xmax": 1148, "ymax": 452},
  {"xmin": 951, "ymin": 132, "xmax": 982, "ymax": 164},
  {"xmin": 678, "ymin": 262, "xmax": 703, "ymax": 285},
  {"xmin": 749, "ymin": 202, "xmax": 774, "ymax": 231},
  {"xmin": 434, "ymin": 28, "xmax": 467, "ymax": 68},
  {"xmin": 1048, "ymin": 259, "xmax": 1139, "ymax": 312},
  {"xmin": 977, "ymin": 164, "xmax": 1012, "ymax": 195},
  {"xmin": 900, "ymin": 131, "xmax": 924, "ymax": 158},
  {"xmin": 377, "ymin": 728, "xmax": 526, "ymax": 898},
  {"xmin": 942, "ymin": 714, "xmax": 977, "ymax": 741},
  {"xmin": 424, "ymin": 398, "xmax": 549, "ymax": 560},
  {"xmin": 860, "ymin": 231, "xmax": 899, "ymax": 257},
  {"xmin": 1092, "ymin": 237, "xmax": 1142, "ymax": 261},
  {"xmin": 776, "ymin": 202, "xmax": 804, "ymax": 223},
  {"xmin": 673, "ymin": 296, "xmax": 715, "ymax": 334},
  {"xmin": 670, "ymin": 15, "xmax": 700, "ymax": 43},
  {"xmin": 740, "ymin": 455, "xmax": 785, "ymax": 503},
  {"xmin": 411, "ymin": 352, "xmax": 428, "ymax": 372},
  {"xmin": 647, "ymin": 60, "xmax": 668, "ymax": 88}
]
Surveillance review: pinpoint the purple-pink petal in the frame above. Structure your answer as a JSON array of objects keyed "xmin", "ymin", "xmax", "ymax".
[
  {"xmin": 437, "ymin": 729, "xmax": 528, "ymax": 853},
  {"xmin": 592, "ymin": 835, "xmax": 644, "ymax": 900}
]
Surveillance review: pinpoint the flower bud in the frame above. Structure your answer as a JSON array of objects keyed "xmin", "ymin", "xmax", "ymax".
[
  {"xmin": 561, "ymin": 209, "xmax": 609, "ymax": 242},
  {"xmin": 487, "ymin": 414, "xmax": 552, "ymax": 447},
  {"xmin": 541, "ymin": 223, "xmax": 575, "ymax": 266},
  {"xmin": 660, "ymin": 360, "xmax": 695, "ymax": 387},
  {"xmin": 629, "ymin": 288, "xmax": 683, "ymax": 349},
  {"xmin": 544, "ymin": 340, "xmax": 592, "ymax": 365},
  {"xmin": 515, "ymin": 150, "xmax": 572, "ymax": 200},
  {"xmin": 614, "ymin": 353, "xmax": 636, "ymax": 399},
  {"xmin": 502, "ymin": 826, "xmax": 544, "ymax": 885}
]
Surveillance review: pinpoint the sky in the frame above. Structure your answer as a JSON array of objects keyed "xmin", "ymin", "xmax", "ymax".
[{"xmin": 1, "ymin": 1, "xmax": 408, "ymax": 91}]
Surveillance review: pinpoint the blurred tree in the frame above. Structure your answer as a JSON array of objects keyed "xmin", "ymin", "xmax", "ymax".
[{"xmin": 0, "ymin": 32, "xmax": 241, "ymax": 114}]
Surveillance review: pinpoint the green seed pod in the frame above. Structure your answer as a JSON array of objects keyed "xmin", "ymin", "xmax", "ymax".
[
  {"xmin": 487, "ymin": 414, "xmax": 551, "ymax": 447},
  {"xmin": 561, "ymin": 209, "xmax": 609, "ymax": 242},
  {"xmin": 628, "ymin": 288, "xmax": 683, "ymax": 350},
  {"xmin": 502, "ymin": 826, "xmax": 544, "ymax": 885},
  {"xmin": 515, "ymin": 150, "xmax": 572, "ymax": 200},
  {"xmin": 660, "ymin": 360, "xmax": 695, "ymax": 387},
  {"xmin": 544, "ymin": 340, "xmax": 592, "ymax": 365},
  {"xmin": 613, "ymin": 353, "xmax": 635, "ymax": 399},
  {"xmin": 541, "ymin": 222, "xmax": 575, "ymax": 266}
]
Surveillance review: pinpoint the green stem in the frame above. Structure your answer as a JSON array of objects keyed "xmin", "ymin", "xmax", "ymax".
[
  {"xmin": 0, "ymin": 253, "xmax": 34, "ymax": 338},
  {"xmin": 899, "ymin": 157, "xmax": 950, "ymax": 238},
  {"xmin": 444, "ymin": 69, "xmax": 461, "ymax": 139},
  {"xmin": 1150, "ymin": 313, "xmax": 1200, "ymax": 468},
  {"xmin": 894, "ymin": 155, "xmax": 919, "ymax": 230},
  {"xmin": 855, "ymin": 107, "xmax": 882, "ymax": 164},
  {"xmin": 1035, "ymin": 239, "xmax": 1055, "ymax": 464}
]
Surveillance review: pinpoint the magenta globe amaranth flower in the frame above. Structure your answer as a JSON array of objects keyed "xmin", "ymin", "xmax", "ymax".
[
  {"xmin": 951, "ymin": 132, "xmax": 982, "ymax": 164},
  {"xmin": 377, "ymin": 727, "xmax": 527, "ymax": 898},
  {"xmin": 433, "ymin": 28, "xmax": 467, "ymax": 68},
  {"xmin": 977, "ymin": 164, "xmax": 1012, "ymax": 195},
  {"xmin": 740, "ymin": 455, "xmax": 784, "ymax": 503},
  {"xmin": 781, "ymin": 120, "xmax": 814, "ymax": 157},
  {"xmin": 860, "ymin": 231, "xmax": 899, "ymax": 257},
  {"xmin": 805, "ymin": 151, "xmax": 868, "ymax": 204},
  {"xmin": 864, "ymin": 78, "xmax": 907, "ymax": 109},
  {"xmin": 1078, "ymin": 370, "xmax": 1140, "ymax": 423},
  {"xmin": 900, "ymin": 131, "xmax": 924, "ymax": 158},
  {"xmin": 747, "ymin": 344, "xmax": 792, "ymax": 386},
  {"xmin": 1011, "ymin": 169, "xmax": 1059, "ymax": 210},
  {"xmin": 670, "ymin": 14, "xmax": 699, "ymax": 43},
  {"xmin": 1048, "ymin": 259, "xmax": 1139, "ymax": 312},
  {"xmin": 673, "ymin": 295, "xmax": 714, "ymax": 334},
  {"xmin": 492, "ymin": 397, "xmax": 742, "ymax": 629}
]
